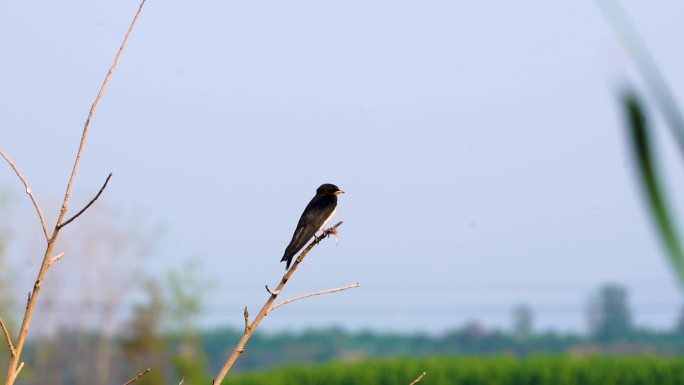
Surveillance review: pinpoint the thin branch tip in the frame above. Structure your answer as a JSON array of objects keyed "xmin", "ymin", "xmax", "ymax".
[
  {"xmin": 58, "ymin": 172, "xmax": 113, "ymax": 229},
  {"xmin": 0, "ymin": 317, "xmax": 15, "ymax": 356},
  {"xmin": 0, "ymin": 149, "xmax": 49, "ymax": 240},
  {"xmin": 270, "ymin": 282, "xmax": 361, "ymax": 312}
]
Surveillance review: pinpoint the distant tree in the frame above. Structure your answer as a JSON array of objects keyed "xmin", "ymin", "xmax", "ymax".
[
  {"xmin": 587, "ymin": 284, "xmax": 633, "ymax": 343},
  {"xmin": 164, "ymin": 261, "xmax": 210, "ymax": 384},
  {"xmin": 118, "ymin": 261, "xmax": 211, "ymax": 384},
  {"xmin": 119, "ymin": 279, "xmax": 166, "ymax": 385},
  {"xmin": 512, "ymin": 304, "xmax": 534, "ymax": 341}
]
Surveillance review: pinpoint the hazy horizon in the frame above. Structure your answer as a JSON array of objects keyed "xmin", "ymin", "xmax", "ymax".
[{"xmin": 2, "ymin": 1, "xmax": 684, "ymax": 334}]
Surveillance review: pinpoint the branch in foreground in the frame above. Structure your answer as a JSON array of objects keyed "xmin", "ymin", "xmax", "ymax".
[
  {"xmin": 212, "ymin": 221, "xmax": 346, "ymax": 385},
  {"xmin": 408, "ymin": 371, "xmax": 427, "ymax": 385},
  {"xmin": 121, "ymin": 368, "xmax": 151, "ymax": 385},
  {"xmin": 269, "ymin": 282, "xmax": 360, "ymax": 312},
  {"xmin": 0, "ymin": 149, "xmax": 49, "ymax": 241},
  {"xmin": 2, "ymin": 2, "xmax": 147, "ymax": 384},
  {"xmin": 58, "ymin": 172, "xmax": 113, "ymax": 229}
]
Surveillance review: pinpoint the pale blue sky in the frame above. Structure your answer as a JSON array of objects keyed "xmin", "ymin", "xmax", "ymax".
[{"xmin": 1, "ymin": 1, "xmax": 684, "ymax": 333}]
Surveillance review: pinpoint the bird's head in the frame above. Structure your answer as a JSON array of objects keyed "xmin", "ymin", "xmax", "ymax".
[{"xmin": 317, "ymin": 183, "xmax": 344, "ymax": 196}]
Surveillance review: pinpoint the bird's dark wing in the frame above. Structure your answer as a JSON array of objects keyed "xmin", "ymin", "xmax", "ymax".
[{"xmin": 281, "ymin": 195, "xmax": 336, "ymax": 269}]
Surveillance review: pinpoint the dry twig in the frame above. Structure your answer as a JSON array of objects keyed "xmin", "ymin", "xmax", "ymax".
[
  {"xmin": 408, "ymin": 371, "xmax": 427, "ymax": 385},
  {"xmin": 212, "ymin": 222, "xmax": 347, "ymax": 385},
  {"xmin": 0, "ymin": 149, "xmax": 49, "ymax": 241},
  {"xmin": 0, "ymin": 318, "xmax": 14, "ymax": 357},
  {"xmin": 58, "ymin": 172, "xmax": 113, "ymax": 229},
  {"xmin": 121, "ymin": 368, "xmax": 151, "ymax": 385},
  {"xmin": 48, "ymin": 252, "xmax": 65, "ymax": 267},
  {"xmin": 1, "ymin": 1, "xmax": 147, "ymax": 384},
  {"xmin": 269, "ymin": 282, "xmax": 360, "ymax": 312}
]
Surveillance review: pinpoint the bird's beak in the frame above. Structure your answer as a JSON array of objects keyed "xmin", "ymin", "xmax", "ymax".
[{"xmin": 336, "ymin": 191, "xmax": 345, "ymax": 195}]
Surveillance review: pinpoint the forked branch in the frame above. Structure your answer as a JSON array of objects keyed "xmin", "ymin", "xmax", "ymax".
[
  {"xmin": 212, "ymin": 222, "xmax": 348, "ymax": 385},
  {"xmin": 7, "ymin": 363, "xmax": 23, "ymax": 385},
  {"xmin": 1, "ymin": 1, "xmax": 147, "ymax": 384}
]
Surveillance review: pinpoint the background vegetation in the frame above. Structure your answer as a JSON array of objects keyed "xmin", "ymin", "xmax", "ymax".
[{"xmin": 226, "ymin": 356, "xmax": 684, "ymax": 385}]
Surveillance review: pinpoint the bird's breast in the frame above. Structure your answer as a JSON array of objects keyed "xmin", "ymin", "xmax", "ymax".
[{"xmin": 318, "ymin": 207, "xmax": 337, "ymax": 231}]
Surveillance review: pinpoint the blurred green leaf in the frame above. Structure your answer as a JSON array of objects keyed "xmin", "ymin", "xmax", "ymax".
[
  {"xmin": 623, "ymin": 92, "xmax": 684, "ymax": 289},
  {"xmin": 598, "ymin": 0, "xmax": 684, "ymax": 155}
]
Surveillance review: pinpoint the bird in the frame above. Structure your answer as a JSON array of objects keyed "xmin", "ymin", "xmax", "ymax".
[{"xmin": 281, "ymin": 183, "xmax": 344, "ymax": 269}]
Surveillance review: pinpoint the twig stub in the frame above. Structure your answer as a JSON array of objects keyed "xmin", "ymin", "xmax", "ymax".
[
  {"xmin": 122, "ymin": 368, "xmax": 151, "ymax": 385},
  {"xmin": 48, "ymin": 252, "xmax": 65, "ymax": 266},
  {"xmin": 408, "ymin": 371, "xmax": 427, "ymax": 385},
  {"xmin": 243, "ymin": 306, "xmax": 250, "ymax": 333}
]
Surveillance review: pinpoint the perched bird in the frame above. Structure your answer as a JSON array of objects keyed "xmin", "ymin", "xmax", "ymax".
[{"xmin": 281, "ymin": 183, "xmax": 344, "ymax": 269}]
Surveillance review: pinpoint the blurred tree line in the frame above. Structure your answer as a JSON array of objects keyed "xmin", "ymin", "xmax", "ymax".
[{"xmin": 198, "ymin": 283, "xmax": 684, "ymax": 373}]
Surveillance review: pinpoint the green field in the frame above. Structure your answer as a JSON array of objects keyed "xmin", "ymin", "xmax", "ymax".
[{"xmin": 226, "ymin": 356, "xmax": 684, "ymax": 385}]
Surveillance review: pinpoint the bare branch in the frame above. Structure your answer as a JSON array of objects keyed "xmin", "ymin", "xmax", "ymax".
[
  {"xmin": 58, "ymin": 172, "xmax": 112, "ymax": 229},
  {"xmin": 121, "ymin": 368, "xmax": 151, "ymax": 385},
  {"xmin": 3, "ymin": 1, "xmax": 148, "ymax": 384},
  {"xmin": 0, "ymin": 317, "xmax": 15, "ymax": 357},
  {"xmin": 0, "ymin": 149, "xmax": 49, "ymax": 241},
  {"xmin": 212, "ymin": 221, "xmax": 345, "ymax": 385},
  {"xmin": 269, "ymin": 282, "xmax": 360, "ymax": 313},
  {"xmin": 57, "ymin": 0, "xmax": 146, "ymax": 225},
  {"xmin": 48, "ymin": 252, "xmax": 65, "ymax": 267}
]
